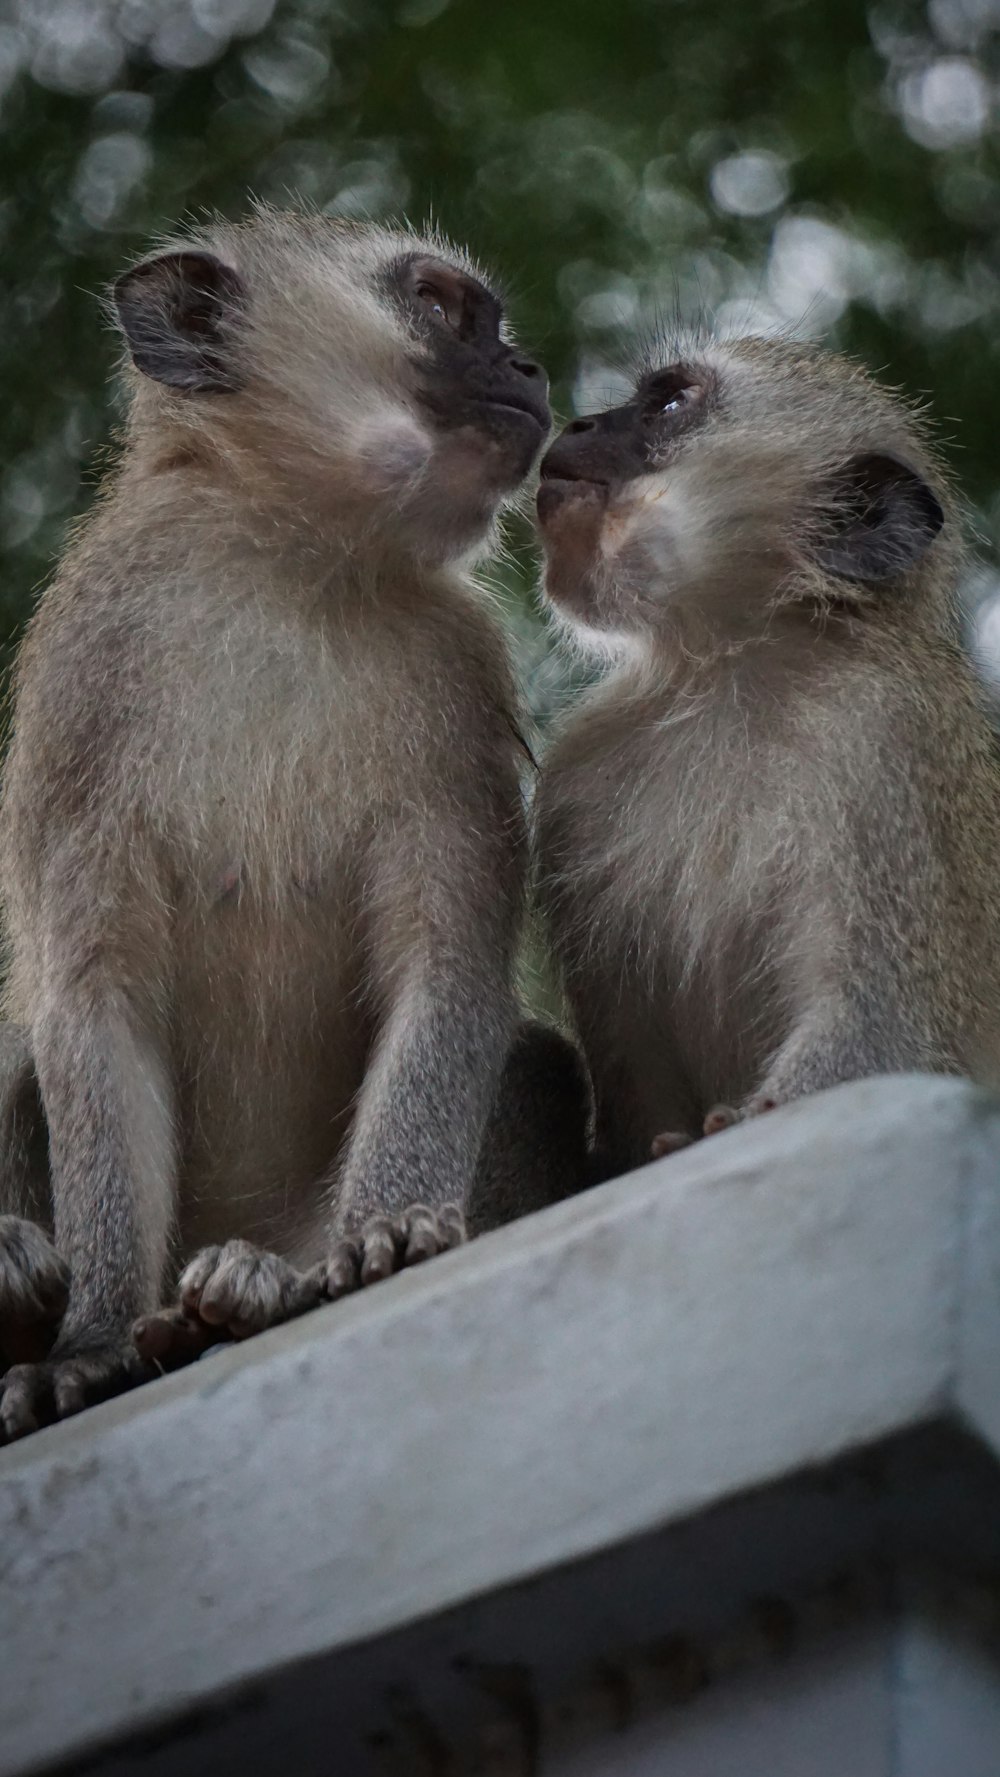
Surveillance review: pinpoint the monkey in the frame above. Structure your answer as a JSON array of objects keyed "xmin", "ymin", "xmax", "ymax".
[
  {"xmin": 532, "ymin": 332, "xmax": 1000, "ymax": 1182},
  {"xmin": 0, "ymin": 206, "xmax": 566, "ymax": 1434}
]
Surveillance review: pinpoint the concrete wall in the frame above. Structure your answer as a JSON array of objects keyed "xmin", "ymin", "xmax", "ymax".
[{"xmin": 1, "ymin": 1074, "xmax": 999, "ymax": 1775}]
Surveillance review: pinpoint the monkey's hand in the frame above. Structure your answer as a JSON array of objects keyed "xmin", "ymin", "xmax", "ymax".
[
  {"xmin": 0, "ymin": 1215, "xmax": 70, "ymax": 1367},
  {"xmin": 326, "ymin": 1202, "xmax": 465, "ymax": 1300},
  {"xmin": 133, "ymin": 1240, "xmax": 327, "ymax": 1370},
  {"xmin": 0, "ymin": 1331, "xmax": 152, "ymax": 1440}
]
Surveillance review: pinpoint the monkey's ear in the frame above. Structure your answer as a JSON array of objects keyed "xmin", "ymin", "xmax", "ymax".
[
  {"xmin": 112, "ymin": 251, "xmax": 247, "ymax": 393},
  {"xmin": 811, "ymin": 452, "xmax": 944, "ymax": 583}
]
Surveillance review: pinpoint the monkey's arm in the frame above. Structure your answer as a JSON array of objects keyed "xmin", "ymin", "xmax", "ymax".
[
  {"xmin": 0, "ymin": 971, "xmax": 174, "ymax": 1438},
  {"xmin": 326, "ymin": 975, "xmax": 509, "ymax": 1292},
  {"xmin": 325, "ymin": 812, "xmax": 523, "ymax": 1294}
]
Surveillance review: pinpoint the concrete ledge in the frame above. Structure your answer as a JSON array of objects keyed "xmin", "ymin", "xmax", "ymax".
[{"xmin": 1, "ymin": 1072, "xmax": 998, "ymax": 1774}]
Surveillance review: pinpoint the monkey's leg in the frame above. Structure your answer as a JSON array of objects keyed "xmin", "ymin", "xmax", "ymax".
[
  {"xmin": 466, "ymin": 1020, "xmax": 591, "ymax": 1235},
  {"xmin": 0, "ymin": 985, "xmax": 172, "ymax": 1439},
  {"xmin": 133, "ymin": 1241, "xmax": 327, "ymax": 1369},
  {"xmin": 711, "ymin": 994, "xmax": 929, "ymax": 1132},
  {"xmin": 0, "ymin": 1022, "xmax": 67, "ymax": 1367}
]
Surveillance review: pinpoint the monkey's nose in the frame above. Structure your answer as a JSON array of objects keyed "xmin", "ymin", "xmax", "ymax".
[
  {"xmin": 510, "ymin": 355, "xmax": 544, "ymax": 382},
  {"xmin": 564, "ymin": 417, "xmax": 597, "ymax": 436}
]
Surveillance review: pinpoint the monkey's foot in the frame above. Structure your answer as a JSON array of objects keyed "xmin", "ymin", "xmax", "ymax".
[
  {"xmin": 0, "ymin": 1333, "xmax": 151, "ymax": 1440},
  {"xmin": 326, "ymin": 1202, "xmax": 466, "ymax": 1300},
  {"xmin": 134, "ymin": 1240, "xmax": 327, "ymax": 1368},
  {"xmin": 649, "ymin": 1129, "xmax": 695, "ymax": 1160},
  {"xmin": 0, "ymin": 1215, "xmax": 70, "ymax": 1367},
  {"xmin": 132, "ymin": 1306, "xmax": 224, "ymax": 1370},
  {"xmin": 703, "ymin": 1096, "xmax": 779, "ymax": 1137}
]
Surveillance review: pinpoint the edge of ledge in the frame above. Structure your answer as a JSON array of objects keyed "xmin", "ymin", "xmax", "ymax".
[{"xmin": 2, "ymin": 1071, "xmax": 998, "ymax": 1774}]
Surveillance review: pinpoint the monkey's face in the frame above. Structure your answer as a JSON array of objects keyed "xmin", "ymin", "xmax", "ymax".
[
  {"xmin": 366, "ymin": 247, "xmax": 552, "ymax": 556},
  {"xmin": 536, "ymin": 362, "xmax": 715, "ymax": 644},
  {"xmin": 536, "ymin": 338, "xmax": 947, "ymax": 650},
  {"xmin": 112, "ymin": 215, "xmax": 550, "ymax": 562}
]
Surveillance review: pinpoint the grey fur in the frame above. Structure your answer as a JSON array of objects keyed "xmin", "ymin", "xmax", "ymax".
[
  {"xmin": 0, "ymin": 207, "xmax": 554, "ymax": 1434},
  {"xmin": 535, "ymin": 334, "xmax": 1000, "ymax": 1178}
]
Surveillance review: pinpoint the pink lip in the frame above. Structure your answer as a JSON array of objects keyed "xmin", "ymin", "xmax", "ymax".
[{"xmin": 536, "ymin": 477, "xmax": 609, "ymax": 522}]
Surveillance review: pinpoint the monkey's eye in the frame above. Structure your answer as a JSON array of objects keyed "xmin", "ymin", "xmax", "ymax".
[
  {"xmin": 641, "ymin": 366, "xmax": 701, "ymax": 422},
  {"xmin": 415, "ymin": 281, "xmax": 460, "ymax": 331}
]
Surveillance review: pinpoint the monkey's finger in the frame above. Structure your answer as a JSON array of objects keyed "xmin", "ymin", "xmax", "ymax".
[
  {"xmin": 703, "ymin": 1104, "xmax": 740, "ymax": 1137},
  {"xmin": 286, "ymin": 1262, "xmax": 327, "ymax": 1317},
  {"xmin": 400, "ymin": 1205, "xmax": 442, "ymax": 1264},
  {"xmin": 437, "ymin": 1203, "xmax": 466, "ymax": 1249},
  {"xmin": 650, "ymin": 1130, "xmax": 694, "ymax": 1159},
  {"xmin": 748, "ymin": 1095, "xmax": 779, "ymax": 1117},
  {"xmin": 177, "ymin": 1245, "xmax": 223, "ymax": 1316},
  {"xmin": 52, "ymin": 1367, "xmax": 87, "ymax": 1420},
  {"xmin": 359, "ymin": 1217, "xmax": 401, "ymax": 1285},
  {"xmin": 198, "ymin": 1270, "xmax": 260, "ymax": 1329},
  {"xmin": 326, "ymin": 1239, "xmax": 362, "ymax": 1300},
  {"xmin": 133, "ymin": 1308, "xmax": 223, "ymax": 1368},
  {"xmin": 225, "ymin": 1261, "xmax": 328, "ymax": 1333}
]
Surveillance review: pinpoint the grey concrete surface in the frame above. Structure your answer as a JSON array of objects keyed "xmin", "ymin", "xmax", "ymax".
[
  {"xmin": 55, "ymin": 1424, "xmax": 1000, "ymax": 1777},
  {"xmin": 1, "ymin": 1072, "xmax": 998, "ymax": 1775}
]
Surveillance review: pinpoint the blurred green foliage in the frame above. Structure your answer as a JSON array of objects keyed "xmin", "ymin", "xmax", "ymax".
[{"xmin": 4, "ymin": 0, "xmax": 1000, "ymax": 703}]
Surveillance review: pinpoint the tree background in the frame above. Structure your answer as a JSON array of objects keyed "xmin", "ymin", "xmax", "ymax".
[{"xmin": 3, "ymin": 0, "xmax": 1000, "ymax": 715}]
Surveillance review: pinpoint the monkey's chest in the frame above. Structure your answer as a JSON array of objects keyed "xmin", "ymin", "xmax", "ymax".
[
  {"xmin": 172, "ymin": 758, "xmax": 364, "ymax": 1029},
  {"xmin": 547, "ymin": 763, "xmax": 794, "ymax": 1108},
  {"xmin": 170, "ymin": 857, "xmax": 370, "ymax": 1255}
]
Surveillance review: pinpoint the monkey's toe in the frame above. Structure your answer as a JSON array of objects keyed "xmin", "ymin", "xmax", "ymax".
[
  {"xmin": 0, "ymin": 1216, "xmax": 70, "ymax": 1368},
  {"xmin": 703, "ymin": 1104, "xmax": 742, "ymax": 1136},
  {"xmin": 0, "ymin": 1335, "xmax": 151, "ymax": 1440},
  {"xmin": 747, "ymin": 1094, "xmax": 780, "ymax": 1117},
  {"xmin": 132, "ymin": 1306, "xmax": 225, "ymax": 1369},
  {"xmin": 164, "ymin": 1241, "xmax": 326, "ymax": 1348},
  {"xmin": 649, "ymin": 1129, "xmax": 695, "ymax": 1160},
  {"xmin": 326, "ymin": 1202, "xmax": 466, "ymax": 1301}
]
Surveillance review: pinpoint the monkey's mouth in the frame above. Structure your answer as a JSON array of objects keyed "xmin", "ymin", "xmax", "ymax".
[
  {"xmin": 478, "ymin": 394, "xmax": 549, "ymax": 432},
  {"xmin": 536, "ymin": 473, "xmax": 609, "ymax": 525},
  {"xmin": 419, "ymin": 386, "xmax": 550, "ymax": 438}
]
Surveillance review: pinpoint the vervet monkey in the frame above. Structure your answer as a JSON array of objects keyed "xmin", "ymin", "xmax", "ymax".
[
  {"xmin": 534, "ymin": 334, "xmax": 1000, "ymax": 1178},
  {"xmin": 0, "ymin": 208, "xmax": 562, "ymax": 1434}
]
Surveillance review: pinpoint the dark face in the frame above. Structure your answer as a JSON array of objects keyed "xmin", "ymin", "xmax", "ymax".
[
  {"xmin": 391, "ymin": 254, "xmax": 551, "ymax": 485},
  {"xmin": 536, "ymin": 364, "xmax": 711, "ymax": 529}
]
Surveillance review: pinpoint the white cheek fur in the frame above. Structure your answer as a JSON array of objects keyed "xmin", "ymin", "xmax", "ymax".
[
  {"xmin": 548, "ymin": 602, "xmax": 648, "ymax": 666},
  {"xmin": 352, "ymin": 408, "xmax": 433, "ymax": 492},
  {"xmin": 604, "ymin": 470, "xmax": 713, "ymax": 588}
]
